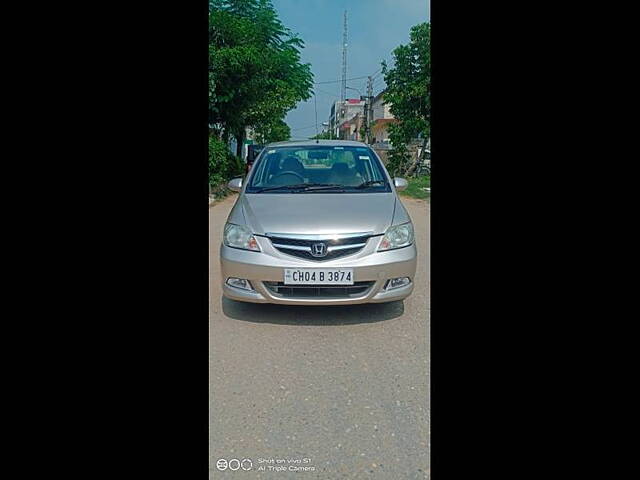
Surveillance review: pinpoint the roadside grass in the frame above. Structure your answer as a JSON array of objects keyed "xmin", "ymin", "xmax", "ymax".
[{"xmin": 399, "ymin": 175, "xmax": 430, "ymax": 199}]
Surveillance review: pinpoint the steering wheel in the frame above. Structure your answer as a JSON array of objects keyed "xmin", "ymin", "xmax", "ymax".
[{"xmin": 270, "ymin": 171, "xmax": 305, "ymax": 183}]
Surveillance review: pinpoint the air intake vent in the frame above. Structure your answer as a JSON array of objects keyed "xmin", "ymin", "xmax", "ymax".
[
  {"xmin": 263, "ymin": 281, "xmax": 374, "ymax": 298},
  {"xmin": 267, "ymin": 233, "xmax": 372, "ymax": 261}
]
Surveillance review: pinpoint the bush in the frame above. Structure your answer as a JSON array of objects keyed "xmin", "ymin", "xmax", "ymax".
[
  {"xmin": 386, "ymin": 142, "xmax": 410, "ymax": 177},
  {"xmin": 209, "ymin": 137, "xmax": 245, "ymax": 196}
]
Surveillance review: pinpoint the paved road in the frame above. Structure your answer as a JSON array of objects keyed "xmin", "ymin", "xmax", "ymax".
[{"xmin": 209, "ymin": 194, "xmax": 430, "ymax": 479}]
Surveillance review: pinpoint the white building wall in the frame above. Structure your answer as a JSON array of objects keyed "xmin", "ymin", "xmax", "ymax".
[{"xmin": 372, "ymin": 95, "xmax": 394, "ymax": 121}]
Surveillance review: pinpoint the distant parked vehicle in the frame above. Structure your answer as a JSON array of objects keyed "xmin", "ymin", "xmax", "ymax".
[
  {"xmin": 372, "ymin": 140, "xmax": 391, "ymax": 150},
  {"xmin": 417, "ymin": 149, "xmax": 431, "ymax": 176},
  {"xmin": 246, "ymin": 144, "xmax": 265, "ymax": 174}
]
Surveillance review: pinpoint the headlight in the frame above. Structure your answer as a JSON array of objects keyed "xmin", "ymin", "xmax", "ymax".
[
  {"xmin": 378, "ymin": 222, "xmax": 414, "ymax": 251},
  {"xmin": 223, "ymin": 223, "xmax": 260, "ymax": 251}
]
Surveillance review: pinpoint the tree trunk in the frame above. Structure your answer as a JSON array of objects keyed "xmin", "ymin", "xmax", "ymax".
[
  {"xmin": 405, "ymin": 149, "xmax": 420, "ymax": 177},
  {"xmin": 235, "ymin": 128, "xmax": 245, "ymax": 158}
]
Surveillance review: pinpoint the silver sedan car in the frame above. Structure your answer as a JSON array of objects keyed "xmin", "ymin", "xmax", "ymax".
[{"xmin": 220, "ymin": 140, "xmax": 417, "ymax": 305}]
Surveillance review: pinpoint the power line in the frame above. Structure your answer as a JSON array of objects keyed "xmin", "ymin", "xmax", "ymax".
[
  {"xmin": 369, "ymin": 46, "xmax": 398, "ymax": 79},
  {"xmin": 314, "ymin": 86, "xmax": 340, "ymax": 97},
  {"xmin": 314, "ymin": 75, "xmax": 369, "ymax": 85},
  {"xmin": 372, "ymin": 74, "xmax": 386, "ymax": 85},
  {"xmin": 290, "ymin": 123, "xmax": 320, "ymax": 132},
  {"xmin": 372, "ymin": 78, "xmax": 385, "ymax": 90}
]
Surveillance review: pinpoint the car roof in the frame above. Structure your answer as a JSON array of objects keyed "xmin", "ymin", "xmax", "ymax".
[{"xmin": 265, "ymin": 140, "xmax": 370, "ymax": 148}]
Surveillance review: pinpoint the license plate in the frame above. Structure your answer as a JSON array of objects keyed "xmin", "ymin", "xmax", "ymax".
[{"xmin": 283, "ymin": 268, "xmax": 354, "ymax": 285}]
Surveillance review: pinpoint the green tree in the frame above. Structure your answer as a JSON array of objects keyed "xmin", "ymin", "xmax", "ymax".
[
  {"xmin": 382, "ymin": 22, "xmax": 430, "ymax": 176},
  {"xmin": 310, "ymin": 130, "xmax": 332, "ymax": 140},
  {"xmin": 209, "ymin": 137, "xmax": 244, "ymax": 195},
  {"xmin": 209, "ymin": 0, "xmax": 313, "ymax": 155},
  {"xmin": 254, "ymin": 119, "xmax": 291, "ymax": 144}
]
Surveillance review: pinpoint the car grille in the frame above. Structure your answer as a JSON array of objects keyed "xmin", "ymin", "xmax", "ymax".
[
  {"xmin": 267, "ymin": 234, "xmax": 373, "ymax": 261},
  {"xmin": 263, "ymin": 281, "xmax": 374, "ymax": 298}
]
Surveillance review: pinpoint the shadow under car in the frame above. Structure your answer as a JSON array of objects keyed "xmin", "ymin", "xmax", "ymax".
[{"xmin": 221, "ymin": 296, "xmax": 405, "ymax": 325}]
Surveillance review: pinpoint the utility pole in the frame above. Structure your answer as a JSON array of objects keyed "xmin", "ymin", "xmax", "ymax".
[{"xmin": 365, "ymin": 76, "xmax": 373, "ymax": 144}]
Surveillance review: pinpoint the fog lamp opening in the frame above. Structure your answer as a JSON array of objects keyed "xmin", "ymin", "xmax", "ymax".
[
  {"xmin": 385, "ymin": 277, "xmax": 411, "ymax": 290},
  {"xmin": 226, "ymin": 277, "xmax": 254, "ymax": 291}
]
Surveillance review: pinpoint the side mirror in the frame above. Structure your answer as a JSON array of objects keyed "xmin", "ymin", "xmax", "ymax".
[
  {"xmin": 393, "ymin": 177, "xmax": 408, "ymax": 191},
  {"xmin": 227, "ymin": 177, "xmax": 243, "ymax": 192}
]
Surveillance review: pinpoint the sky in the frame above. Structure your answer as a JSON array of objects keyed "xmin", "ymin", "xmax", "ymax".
[{"xmin": 272, "ymin": 0, "xmax": 430, "ymax": 140}]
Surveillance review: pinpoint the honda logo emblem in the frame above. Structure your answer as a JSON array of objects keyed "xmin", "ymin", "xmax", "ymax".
[{"xmin": 311, "ymin": 242, "xmax": 327, "ymax": 257}]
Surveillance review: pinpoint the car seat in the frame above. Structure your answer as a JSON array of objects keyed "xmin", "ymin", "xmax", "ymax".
[{"xmin": 329, "ymin": 162, "xmax": 360, "ymax": 186}]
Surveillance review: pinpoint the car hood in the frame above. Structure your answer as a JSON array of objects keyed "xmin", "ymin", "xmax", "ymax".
[{"xmin": 240, "ymin": 193, "xmax": 397, "ymax": 236}]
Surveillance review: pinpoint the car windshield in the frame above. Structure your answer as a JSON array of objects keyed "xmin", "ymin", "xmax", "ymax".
[{"xmin": 245, "ymin": 145, "xmax": 391, "ymax": 193}]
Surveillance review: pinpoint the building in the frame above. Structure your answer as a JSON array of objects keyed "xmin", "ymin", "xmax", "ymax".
[
  {"xmin": 340, "ymin": 112, "xmax": 366, "ymax": 141},
  {"xmin": 371, "ymin": 91, "xmax": 394, "ymax": 120},
  {"xmin": 371, "ymin": 119, "xmax": 396, "ymax": 144},
  {"xmin": 369, "ymin": 91, "xmax": 397, "ymax": 144},
  {"xmin": 329, "ymin": 98, "xmax": 366, "ymax": 140},
  {"xmin": 328, "ymin": 101, "xmax": 340, "ymax": 138}
]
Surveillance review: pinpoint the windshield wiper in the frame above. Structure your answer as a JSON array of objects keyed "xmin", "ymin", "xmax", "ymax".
[
  {"xmin": 254, "ymin": 183, "xmax": 344, "ymax": 193},
  {"xmin": 353, "ymin": 180, "xmax": 386, "ymax": 189},
  {"xmin": 253, "ymin": 183, "xmax": 309, "ymax": 193},
  {"xmin": 304, "ymin": 183, "xmax": 347, "ymax": 192}
]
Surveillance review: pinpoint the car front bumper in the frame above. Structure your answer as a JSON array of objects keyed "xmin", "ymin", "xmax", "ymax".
[{"xmin": 219, "ymin": 237, "xmax": 417, "ymax": 305}]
